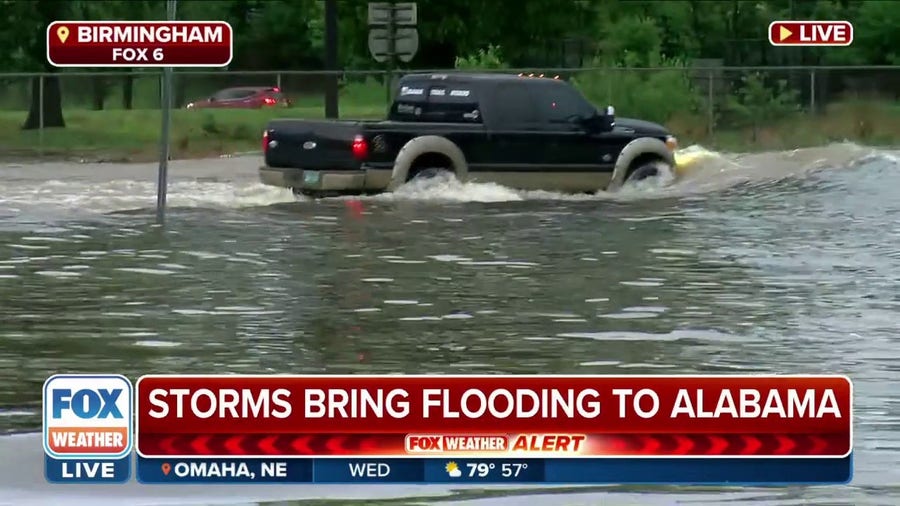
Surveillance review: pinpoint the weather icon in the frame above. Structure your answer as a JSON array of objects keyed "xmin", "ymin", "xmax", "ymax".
[{"xmin": 445, "ymin": 461, "xmax": 462, "ymax": 478}]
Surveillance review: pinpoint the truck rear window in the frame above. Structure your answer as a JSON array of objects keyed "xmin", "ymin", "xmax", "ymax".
[{"xmin": 388, "ymin": 83, "xmax": 481, "ymax": 123}]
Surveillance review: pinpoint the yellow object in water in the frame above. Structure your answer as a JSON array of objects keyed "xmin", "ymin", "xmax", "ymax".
[{"xmin": 673, "ymin": 150, "xmax": 710, "ymax": 177}]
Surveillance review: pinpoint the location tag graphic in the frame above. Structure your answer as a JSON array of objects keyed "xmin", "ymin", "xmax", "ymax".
[
  {"xmin": 57, "ymin": 26, "xmax": 69, "ymax": 43},
  {"xmin": 161, "ymin": 462, "xmax": 171, "ymax": 476}
]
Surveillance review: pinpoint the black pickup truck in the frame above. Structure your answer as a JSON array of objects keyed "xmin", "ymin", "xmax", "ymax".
[{"xmin": 259, "ymin": 72, "xmax": 679, "ymax": 197}]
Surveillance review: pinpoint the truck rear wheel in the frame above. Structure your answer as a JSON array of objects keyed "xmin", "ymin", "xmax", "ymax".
[
  {"xmin": 409, "ymin": 167, "xmax": 452, "ymax": 181},
  {"xmin": 389, "ymin": 136, "xmax": 469, "ymax": 191},
  {"xmin": 407, "ymin": 152, "xmax": 455, "ymax": 182}
]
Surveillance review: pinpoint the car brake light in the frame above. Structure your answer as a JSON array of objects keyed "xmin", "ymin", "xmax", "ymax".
[
  {"xmin": 262, "ymin": 130, "xmax": 269, "ymax": 152},
  {"xmin": 351, "ymin": 135, "xmax": 368, "ymax": 160},
  {"xmin": 272, "ymin": 87, "xmax": 280, "ymax": 93},
  {"xmin": 263, "ymin": 97, "xmax": 276, "ymax": 106}
]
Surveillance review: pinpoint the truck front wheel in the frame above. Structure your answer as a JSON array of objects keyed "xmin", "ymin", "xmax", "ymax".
[
  {"xmin": 624, "ymin": 153, "xmax": 669, "ymax": 184},
  {"xmin": 625, "ymin": 164, "xmax": 661, "ymax": 182}
]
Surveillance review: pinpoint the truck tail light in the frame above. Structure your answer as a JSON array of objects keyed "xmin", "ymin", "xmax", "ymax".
[
  {"xmin": 351, "ymin": 135, "xmax": 368, "ymax": 160},
  {"xmin": 262, "ymin": 130, "xmax": 269, "ymax": 153}
]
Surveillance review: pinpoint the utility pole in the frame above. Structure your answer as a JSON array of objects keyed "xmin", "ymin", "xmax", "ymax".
[
  {"xmin": 324, "ymin": 0, "xmax": 339, "ymax": 119},
  {"xmin": 156, "ymin": 0, "xmax": 176, "ymax": 224},
  {"xmin": 385, "ymin": 2, "xmax": 396, "ymax": 106}
]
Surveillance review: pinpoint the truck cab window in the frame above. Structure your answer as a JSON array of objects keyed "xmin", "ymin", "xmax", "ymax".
[
  {"xmin": 491, "ymin": 82, "xmax": 538, "ymax": 127},
  {"xmin": 538, "ymin": 83, "xmax": 596, "ymax": 123}
]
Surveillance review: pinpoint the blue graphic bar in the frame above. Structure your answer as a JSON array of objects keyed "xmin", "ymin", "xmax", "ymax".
[
  {"xmin": 136, "ymin": 455, "xmax": 852, "ymax": 485},
  {"xmin": 46, "ymin": 455, "xmax": 131, "ymax": 483}
]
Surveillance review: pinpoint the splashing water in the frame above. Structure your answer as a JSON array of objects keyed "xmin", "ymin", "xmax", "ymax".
[{"xmin": 0, "ymin": 143, "xmax": 896, "ymax": 217}]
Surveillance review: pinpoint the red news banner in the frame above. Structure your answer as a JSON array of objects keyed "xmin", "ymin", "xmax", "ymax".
[
  {"xmin": 47, "ymin": 21, "xmax": 232, "ymax": 67},
  {"xmin": 135, "ymin": 375, "xmax": 852, "ymax": 459}
]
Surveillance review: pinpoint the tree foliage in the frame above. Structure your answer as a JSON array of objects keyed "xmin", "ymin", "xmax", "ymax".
[
  {"xmin": 726, "ymin": 73, "xmax": 800, "ymax": 142},
  {"xmin": 455, "ymin": 45, "xmax": 507, "ymax": 70},
  {"xmin": 3, "ymin": 0, "xmax": 892, "ymax": 73},
  {"xmin": 0, "ymin": 0, "xmax": 894, "ymax": 129}
]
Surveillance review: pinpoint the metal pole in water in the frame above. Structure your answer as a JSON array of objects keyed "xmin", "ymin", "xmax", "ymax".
[
  {"xmin": 38, "ymin": 75, "xmax": 44, "ymax": 156},
  {"xmin": 385, "ymin": 2, "xmax": 396, "ymax": 112},
  {"xmin": 156, "ymin": 0, "xmax": 177, "ymax": 224}
]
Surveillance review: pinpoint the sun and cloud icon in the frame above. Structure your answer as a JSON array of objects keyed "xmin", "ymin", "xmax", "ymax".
[{"xmin": 445, "ymin": 461, "xmax": 462, "ymax": 478}]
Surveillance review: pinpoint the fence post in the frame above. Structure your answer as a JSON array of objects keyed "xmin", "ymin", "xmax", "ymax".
[
  {"xmin": 38, "ymin": 74, "xmax": 44, "ymax": 155},
  {"xmin": 276, "ymin": 72, "xmax": 282, "ymax": 92},
  {"xmin": 809, "ymin": 69, "xmax": 816, "ymax": 115},
  {"xmin": 707, "ymin": 70, "xmax": 714, "ymax": 139},
  {"xmin": 387, "ymin": 71, "xmax": 394, "ymax": 110},
  {"xmin": 607, "ymin": 69, "xmax": 613, "ymax": 104},
  {"xmin": 384, "ymin": 70, "xmax": 391, "ymax": 111}
]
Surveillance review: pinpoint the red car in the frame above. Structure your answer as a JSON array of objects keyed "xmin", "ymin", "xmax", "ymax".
[{"xmin": 186, "ymin": 86, "xmax": 291, "ymax": 109}]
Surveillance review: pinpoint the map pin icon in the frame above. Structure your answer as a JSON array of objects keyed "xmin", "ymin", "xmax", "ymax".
[
  {"xmin": 57, "ymin": 26, "xmax": 69, "ymax": 44},
  {"xmin": 161, "ymin": 462, "xmax": 171, "ymax": 476}
]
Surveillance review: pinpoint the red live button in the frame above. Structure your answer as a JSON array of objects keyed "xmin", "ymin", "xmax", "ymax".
[{"xmin": 768, "ymin": 21, "xmax": 853, "ymax": 47}]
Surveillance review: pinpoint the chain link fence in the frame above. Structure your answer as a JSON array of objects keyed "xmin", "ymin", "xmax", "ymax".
[{"xmin": 1, "ymin": 66, "xmax": 897, "ymax": 155}]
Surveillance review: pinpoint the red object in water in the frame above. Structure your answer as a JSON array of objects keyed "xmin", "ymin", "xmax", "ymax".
[{"xmin": 345, "ymin": 199, "xmax": 365, "ymax": 219}]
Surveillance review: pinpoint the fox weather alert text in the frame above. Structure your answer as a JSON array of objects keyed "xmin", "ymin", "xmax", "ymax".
[{"xmin": 43, "ymin": 374, "xmax": 133, "ymax": 483}]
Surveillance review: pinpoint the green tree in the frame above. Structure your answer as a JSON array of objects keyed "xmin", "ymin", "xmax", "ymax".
[
  {"xmin": 455, "ymin": 45, "xmax": 507, "ymax": 70},
  {"xmin": 726, "ymin": 72, "xmax": 800, "ymax": 142},
  {"xmin": 73, "ymin": 0, "xmax": 162, "ymax": 110},
  {"xmin": 229, "ymin": 0, "xmax": 324, "ymax": 69},
  {"xmin": 824, "ymin": 0, "xmax": 900, "ymax": 65},
  {"xmin": 8, "ymin": 0, "xmax": 70, "ymax": 129},
  {"xmin": 0, "ymin": 0, "xmax": 893, "ymax": 124}
]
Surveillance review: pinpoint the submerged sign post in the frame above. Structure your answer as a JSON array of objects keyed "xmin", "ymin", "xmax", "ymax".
[
  {"xmin": 46, "ymin": 14, "xmax": 234, "ymax": 224},
  {"xmin": 158, "ymin": 1, "xmax": 177, "ymax": 225}
]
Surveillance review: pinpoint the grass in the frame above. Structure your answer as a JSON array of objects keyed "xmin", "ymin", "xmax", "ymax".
[
  {"xmin": 0, "ymin": 79, "xmax": 390, "ymax": 162},
  {"xmin": 688, "ymin": 99, "xmax": 900, "ymax": 152},
  {"xmin": 0, "ymin": 106, "xmax": 386, "ymax": 162},
  {"xmin": 0, "ymin": 87, "xmax": 897, "ymax": 163}
]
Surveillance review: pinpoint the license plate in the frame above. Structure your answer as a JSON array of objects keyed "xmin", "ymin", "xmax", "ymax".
[{"xmin": 303, "ymin": 171, "xmax": 320, "ymax": 185}]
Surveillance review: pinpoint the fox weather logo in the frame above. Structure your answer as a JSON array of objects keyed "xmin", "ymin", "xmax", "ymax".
[{"xmin": 43, "ymin": 374, "xmax": 133, "ymax": 460}]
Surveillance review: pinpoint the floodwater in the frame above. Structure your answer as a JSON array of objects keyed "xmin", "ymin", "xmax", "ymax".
[{"xmin": 0, "ymin": 143, "xmax": 898, "ymax": 505}]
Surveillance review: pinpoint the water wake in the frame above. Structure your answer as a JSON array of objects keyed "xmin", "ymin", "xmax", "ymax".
[
  {"xmin": 0, "ymin": 143, "xmax": 895, "ymax": 217},
  {"xmin": 368, "ymin": 142, "xmax": 896, "ymax": 204}
]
